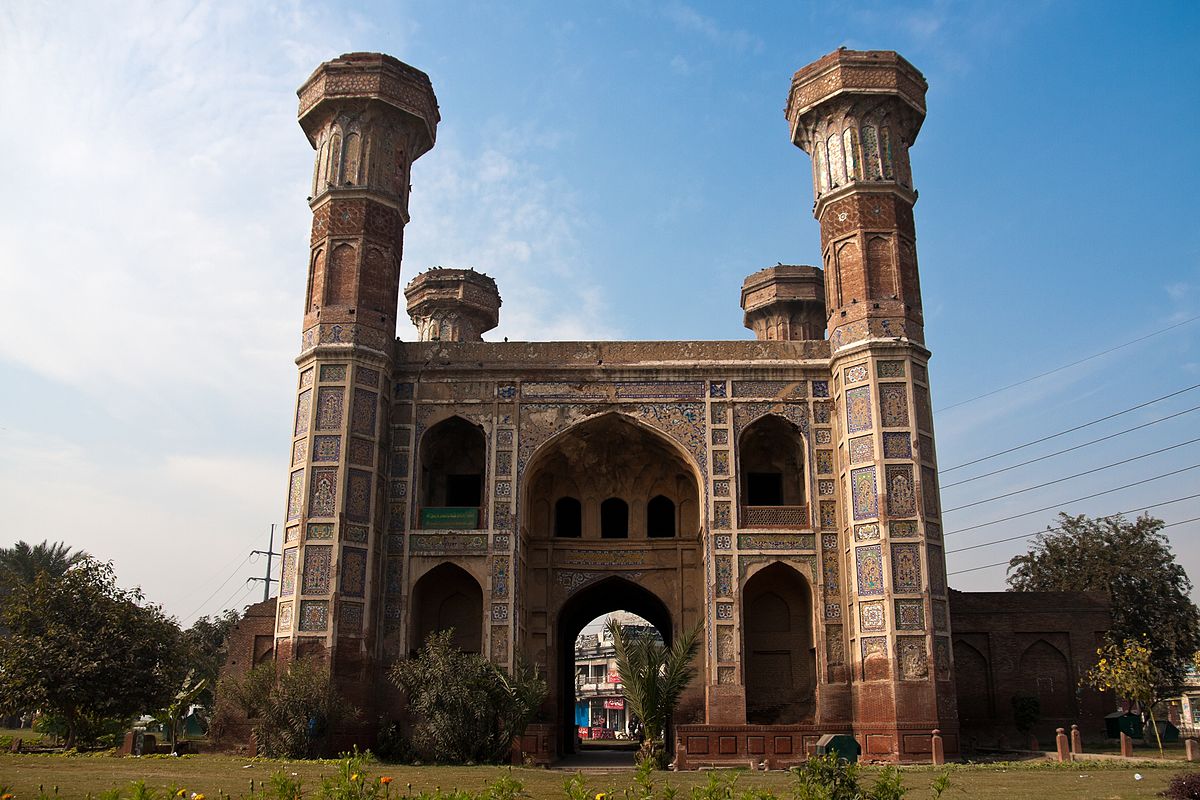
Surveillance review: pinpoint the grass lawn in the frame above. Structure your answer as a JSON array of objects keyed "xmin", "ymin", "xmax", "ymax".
[{"xmin": 0, "ymin": 753, "xmax": 1196, "ymax": 800}]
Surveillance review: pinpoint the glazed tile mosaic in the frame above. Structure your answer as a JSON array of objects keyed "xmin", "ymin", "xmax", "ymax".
[
  {"xmin": 825, "ymin": 602, "xmax": 841, "ymax": 620},
  {"xmin": 891, "ymin": 520, "xmax": 918, "ymax": 538},
  {"xmin": 387, "ymin": 559, "xmax": 404, "ymax": 594},
  {"xmin": 914, "ymin": 385, "xmax": 932, "ymax": 431},
  {"xmin": 285, "ymin": 525, "xmax": 299, "ymax": 543},
  {"xmin": 877, "ymin": 360, "xmax": 905, "ymax": 378},
  {"xmin": 716, "ymin": 556, "xmax": 733, "ymax": 596},
  {"xmin": 815, "ymin": 428, "xmax": 832, "ymax": 444},
  {"xmin": 861, "ymin": 636, "xmax": 887, "ymax": 661},
  {"xmin": 341, "ymin": 547, "xmax": 368, "ymax": 597},
  {"xmin": 713, "ymin": 450, "xmax": 729, "ymax": 475},
  {"xmin": 345, "ymin": 470, "xmax": 371, "ymax": 522},
  {"xmin": 345, "ymin": 524, "xmax": 368, "ymax": 543},
  {"xmin": 307, "ymin": 523, "xmax": 334, "ymax": 540},
  {"xmin": 711, "ymin": 429, "xmax": 728, "ymax": 445},
  {"xmin": 826, "ymin": 624, "xmax": 845, "ymax": 664},
  {"xmin": 928, "ymin": 545, "xmax": 946, "ymax": 594},
  {"xmin": 492, "ymin": 556, "xmax": 510, "ymax": 597},
  {"xmin": 299, "ymin": 599, "xmax": 328, "ymax": 631},
  {"xmin": 357, "ymin": 366, "xmax": 380, "ymax": 386},
  {"xmin": 816, "ymin": 449, "xmax": 834, "ymax": 474},
  {"xmin": 855, "ymin": 544, "xmax": 884, "ymax": 596},
  {"xmin": 716, "ymin": 602, "xmax": 733, "ymax": 620},
  {"xmin": 859, "ymin": 600, "xmax": 885, "ymax": 631},
  {"xmin": 813, "ymin": 402, "xmax": 831, "ymax": 424},
  {"xmin": 348, "ymin": 438, "xmax": 374, "ymax": 466},
  {"xmin": 922, "ymin": 466, "xmax": 939, "ymax": 515},
  {"xmin": 320, "ymin": 364, "xmax": 347, "ymax": 382},
  {"xmin": 850, "ymin": 466, "xmax": 878, "ymax": 520},
  {"xmin": 714, "ymin": 534, "xmax": 732, "ymax": 550},
  {"xmin": 295, "ymin": 390, "xmax": 312, "ymax": 436},
  {"xmin": 292, "ymin": 438, "xmax": 308, "ymax": 464},
  {"xmin": 491, "ymin": 603, "xmax": 509, "ymax": 622},
  {"xmin": 845, "ymin": 386, "xmax": 873, "ymax": 433},
  {"xmin": 849, "ymin": 435, "xmax": 874, "ymax": 464},
  {"xmin": 312, "ymin": 435, "xmax": 341, "ymax": 462},
  {"xmin": 819, "ymin": 479, "xmax": 835, "ymax": 496},
  {"xmin": 853, "ymin": 523, "xmax": 879, "ymax": 541},
  {"xmin": 496, "ymin": 429, "xmax": 513, "ymax": 446},
  {"xmin": 882, "ymin": 432, "xmax": 912, "ymax": 459},
  {"xmin": 339, "ymin": 602, "xmax": 363, "ymax": 634},
  {"xmin": 713, "ymin": 501, "xmax": 731, "ymax": 529},
  {"xmin": 822, "ymin": 555, "xmax": 840, "ymax": 595},
  {"xmin": 316, "ymin": 387, "xmax": 344, "ymax": 430},
  {"xmin": 935, "ymin": 637, "xmax": 951, "ymax": 680},
  {"xmin": 717, "ymin": 627, "xmax": 736, "ymax": 661},
  {"xmin": 280, "ymin": 548, "xmax": 298, "ymax": 596},
  {"xmin": 891, "ymin": 542, "xmax": 922, "ymax": 592},
  {"xmin": 710, "ymin": 405, "xmax": 727, "ymax": 424},
  {"xmin": 822, "ymin": 533, "xmax": 839, "ymax": 550},
  {"xmin": 932, "ymin": 601, "xmax": 948, "ymax": 630},
  {"xmin": 812, "ymin": 380, "xmax": 829, "ymax": 398},
  {"xmin": 925, "ymin": 521, "xmax": 941, "ymax": 540},
  {"xmin": 885, "ymin": 464, "xmax": 917, "ymax": 517},
  {"xmin": 351, "ymin": 390, "xmax": 378, "ymax": 435},
  {"xmin": 496, "ymin": 450, "xmax": 512, "ymax": 474},
  {"xmin": 898, "ymin": 637, "xmax": 929, "ymax": 679},
  {"xmin": 879, "ymin": 383, "xmax": 909, "ymax": 427},
  {"xmin": 819, "ymin": 501, "xmax": 837, "ymax": 530},
  {"xmin": 301, "ymin": 545, "xmax": 333, "ymax": 594},
  {"xmin": 497, "ymin": 384, "xmax": 517, "ymax": 400},
  {"xmin": 895, "ymin": 598, "xmax": 925, "ymax": 630},
  {"xmin": 843, "ymin": 363, "xmax": 869, "ymax": 384},
  {"xmin": 299, "ymin": 368, "xmax": 314, "ymax": 389},
  {"xmin": 287, "ymin": 470, "xmax": 305, "ymax": 521},
  {"xmin": 738, "ymin": 533, "xmax": 816, "ymax": 550},
  {"xmin": 277, "ymin": 601, "xmax": 293, "ymax": 631},
  {"xmin": 713, "ymin": 480, "xmax": 730, "ymax": 497}
]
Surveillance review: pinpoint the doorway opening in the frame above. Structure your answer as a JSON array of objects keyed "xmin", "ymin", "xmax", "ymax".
[{"xmin": 556, "ymin": 578, "xmax": 672, "ymax": 757}]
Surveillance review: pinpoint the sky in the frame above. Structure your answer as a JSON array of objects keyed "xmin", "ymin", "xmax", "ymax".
[{"xmin": 1, "ymin": 0, "xmax": 1197, "ymax": 627}]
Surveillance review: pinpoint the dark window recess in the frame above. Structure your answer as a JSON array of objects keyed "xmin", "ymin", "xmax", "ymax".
[
  {"xmin": 746, "ymin": 472, "xmax": 784, "ymax": 506},
  {"xmin": 555, "ymin": 497, "xmax": 583, "ymax": 538},
  {"xmin": 646, "ymin": 495, "xmax": 676, "ymax": 538},
  {"xmin": 445, "ymin": 473, "xmax": 482, "ymax": 507},
  {"xmin": 600, "ymin": 498, "xmax": 629, "ymax": 538}
]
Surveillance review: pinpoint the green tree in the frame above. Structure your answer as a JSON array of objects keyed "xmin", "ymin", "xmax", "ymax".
[
  {"xmin": 1087, "ymin": 639, "xmax": 1166, "ymax": 757},
  {"xmin": 182, "ymin": 608, "xmax": 240, "ymax": 708},
  {"xmin": 389, "ymin": 629, "xmax": 547, "ymax": 763},
  {"xmin": 0, "ymin": 540, "xmax": 87, "ymax": 599},
  {"xmin": 1007, "ymin": 513, "xmax": 1200, "ymax": 689},
  {"xmin": 606, "ymin": 618, "xmax": 701, "ymax": 768},
  {"xmin": 0, "ymin": 558, "xmax": 184, "ymax": 747}
]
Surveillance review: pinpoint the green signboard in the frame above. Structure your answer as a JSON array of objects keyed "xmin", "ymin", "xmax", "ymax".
[{"xmin": 420, "ymin": 506, "xmax": 479, "ymax": 530}]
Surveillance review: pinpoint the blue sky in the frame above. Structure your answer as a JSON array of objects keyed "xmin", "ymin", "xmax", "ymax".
[{"xmin": 1, "ymin": 0, "xmax": 1197, "ymax": 624}]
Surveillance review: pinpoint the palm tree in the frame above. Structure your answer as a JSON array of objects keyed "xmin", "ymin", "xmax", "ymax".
[
  {"xmin": 0, "ymin": 540, "xmax": 88, "ymax": 595},
  {"xmin": 606, "ymin": 617, "xmax": 702, "ymax": 767}
]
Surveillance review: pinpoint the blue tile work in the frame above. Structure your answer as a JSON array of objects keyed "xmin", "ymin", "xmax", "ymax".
[{"xmin": 855, "ymin": 544, "xmax": 884, "ymax": 596}]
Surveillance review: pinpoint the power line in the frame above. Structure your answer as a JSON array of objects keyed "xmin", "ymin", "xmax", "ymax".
[
  {"xmin": 943, "ymin": 462, "xmax": 1200, "ymax": 536},
  {"xmin": 947, "ymin": 516, "xmax": 1200, "ymax": 577},
  {"xmin": 940, "ymin": 383, "xmax": 1200, "ymax": 474},
  {"xmin": 936, "ymin": 314, "xmax": 1200, "ymax": 413},
  {"xmin": 943, "ymin": 438, "xmax": 1200, "ymax": 513},
  {"xmin": 945, "ymin": 493, "xmax": 1200, "ymax": 554},
  {"xmin": 941, "ymin": 404, "xmax": 1200, "ymax": 489},
  {"xmin": 180, "ymin": 553, "xmax": 251, "ymax": 626}
]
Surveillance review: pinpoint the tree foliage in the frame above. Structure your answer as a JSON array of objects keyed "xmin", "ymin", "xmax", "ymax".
[
  {"xmin": 1007, "ymin": 512, "xmax": 1200, "ymax": 688},
  {"xmin": 389, "ymin": 629, "xmax": 547, "ymax": 763},
  {"xmin": 0, "ymin": 540, "xmax": 87, "ymax": 600},
  {"xmin": 219, "ymin": 659, "xmax": 354, "ymax": 758},
  {"xmin": 182, "ymin": 608, "xmax": 240, "ymax": 708},
  {"xmin": 1086, "ymin": 639, "xmax": 1165, "ymax": 757},
  {"xmin": 0, "ymin": 558, "xmax": 183, "ymax": 747},
  {"xmin": 606, "ymin": 618, "xmax": 701, "ymax": 767}
]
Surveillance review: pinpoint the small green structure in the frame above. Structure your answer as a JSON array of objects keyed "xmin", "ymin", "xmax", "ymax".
[
  {"xmin": 815, "ymin": 733, "xmax": 861, "ymax": 763},
  {"xmin": 1105, "ymin": 710, "xmax": 1143, "ymax": 739}
]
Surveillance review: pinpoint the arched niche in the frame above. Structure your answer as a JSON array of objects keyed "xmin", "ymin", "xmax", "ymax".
[
  {"xmin": 410, "ymin": 562, "xmax": 483, "ymax": 655},
  {"xmin": 418, "ymin": 416, "xmax": 487, "ymax": 529},
  {"xmin": 741, "ymin": 561, "xmax": 816, "ymax": 724},
  {"xmin": 523, "ymin": 413, "xmax": 700, "ymax": 540},
  {"xmin": 1017, "ymin": 639, "xmax": 1074, "ymax": 719},
  {"xmin": 738, "ymin": 414, "xmax": 807, "ymax": 528},
  {"xmin": 953, "ymin": 639, "xmax": 994, "ymax": 725}
]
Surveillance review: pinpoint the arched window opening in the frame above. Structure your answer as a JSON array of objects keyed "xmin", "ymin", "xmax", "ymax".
[
  {"xmin": 411, "ymin": 563, "xmax": 483, "ymax": 654},
  {"xmin": 600, "ymin": 498, "xmax": 629, "ymax": 539},
  {"xmin": 742, "ymin": 563, "xmax": 815, "ymax": 724},
  {"xmin": 646, "ymin": 495, "xmax": 676, "ymax": 538},
  {"xmin": 419, "ymin": 417, "xmax": 486, "ymax": 529},
  {"xmin": 555, "ymin": 497, "xmax": 583, "ymax": 538},
  {"xmin": 739, "ymin": 415, "xmax": 806, "ymax": 528}
]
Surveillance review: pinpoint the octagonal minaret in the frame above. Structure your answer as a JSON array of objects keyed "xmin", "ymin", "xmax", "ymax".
[
  {"xmin": 277, "ymin": 53, "xmax": 439, "ymax": 699},
  {"xmin": 405, "ymin": 267, "xmax": 501, "ymax": 342},
  {"xmin": 787, "ymin": 49, "xmax": 957, "ymax": 760},
  {"xmin": 740, "ymin": 264, "xmax": 826, "ymax": 341}
]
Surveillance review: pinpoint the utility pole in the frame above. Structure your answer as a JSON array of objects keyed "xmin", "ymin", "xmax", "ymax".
[{"xmin": 249, "ymin": 524, "xmax": 280, "ymax": 602}]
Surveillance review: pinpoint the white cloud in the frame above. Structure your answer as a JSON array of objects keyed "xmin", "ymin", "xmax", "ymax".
[{"xmin": 661, "ymin": 2, "xmax": 764, "ymax": 54}]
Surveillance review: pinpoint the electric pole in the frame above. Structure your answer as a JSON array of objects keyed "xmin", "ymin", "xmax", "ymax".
[{"xmin": 249, "ymin": 523, "xmax": 281, "ymax": 601}]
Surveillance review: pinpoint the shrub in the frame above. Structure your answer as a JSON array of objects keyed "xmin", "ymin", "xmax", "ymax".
[{"xmin": 1164, "ymin": 772, "xmax": 1200, "ymax": 800}]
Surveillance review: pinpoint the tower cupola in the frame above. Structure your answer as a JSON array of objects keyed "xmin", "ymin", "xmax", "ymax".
[
  {"xmin": 740, "ymin": 265, "xmax": 826, "ymax": 341},
  {"xmin": 404, "ymin": 267, "xmax": 501, "ymax": 342}
]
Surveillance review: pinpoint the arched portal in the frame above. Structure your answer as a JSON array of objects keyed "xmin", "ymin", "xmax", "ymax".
[
  {"xmin": 418, "ymin": 416, "xmax": 486, "ymax": 529},
  {"xmin": 555, "ymin": 577, "xmax": 673, "ymax": 755},
  {"xmin": 410, "ymin": 562, "xmax": 483, "ymax": 655},
  {"xmin": 741, "ymin": 562, "xmax": 816, "ymax": 724}
]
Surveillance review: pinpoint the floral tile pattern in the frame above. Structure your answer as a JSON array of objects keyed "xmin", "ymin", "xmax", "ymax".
[
  {"xmin": 341, "ymin": 547, "xmax": 368, "ymax": 597},
  {"xmin": 320, "ymin": 364, "xmax": 347, "ymax": 382},
  {"xmin": 850, "ymin": 466, "xmax": 878, "ymax": 520},
  {"xmin": 812, "ymin": 380, "xmax": 829, "ymax": 398},
  {"xmin": 346, "ymin": 469, "xmax": 371, "ymax": 522},
  {"xmin": 351, "ymin": 389, "xmax": 378, "ymax": 436},
  {"xmin": 891, "ymin": 520, "xmax": 919, "ymax": 538},
  {"xmin": 891, "ymin": 542, "xmax": 922, "ymax": 592},
  {"xmin": 826, "ymin": 624, "xmax": 845, "ymax": 664},
  {"xmin": 877, "ymin": 360, "xmax": 905, "ymax": 378},
  {"xmin": 882, "ymin": 432, "xmax": 912, "ymax": 459},
  {"xmin": 849, "ymin": 435, "xmax": 874, "ymax": 464},
  {"xmin": 301, "ymin": 544, "xmax": 333, "ymax": 594},
  {"xmin": 348, "ymin": 438, "xmax": 374, "ymax": 466},
  {"xmin": 313, "ymin": 435, "xmax": 341, "ymax": 462},
  {"xmin": 295, "ymin": 390, "xmax": 312, "ymax": 436},
  {"xmin": 879, "ymin": 383, "xmax": 909, "ymax": 427},
  {"xmin": 843, "ymin": 363, "xmax": 869, "ymax": 384},
  {"xmin": 713, "ymin": 450, "xmax": 729, "ymax": 475},
  {"xmin": 306, "ymin": 523, "xmax": 334, "ymax": 540},
  {"xmin": 859, "ymin": 600, "xmax": 885, "ymax": 631},
  {"xmin": 898, "ymin": 637, "xmax": 929, "ymax": 680},
  {"xmin": 309, "ymin": 467, "xmax": 338, "ymax": 517},
  {"xmin": 820, "ymin": 500, "xmax": 837, "ymax": 530},
  {"xmin": 816, "ymin": 449, "xmax": 834, "ymax": 475},
  {"xmin": 845, "ymin": 386, "xmax": 873, "ymax": 433},
  {"xmin": 714, "ymin": 501, "xmax": 731, "ymax": 530},
  {"xmin": 339, "ymin": 602, "xmax": 363, "ymax": 634},
  {"xmin": 316, "ymin": 387, "xmax": 344, "ymax": 430},
  {"xmin": 287, "ymin": 470, "xmax": 305, "ymax": 521},
  {"xmin": 716, "ymin": 556, "xmax": 733, "ymax": 596},
  {"xmin": 298, "ymin": 599, "xmax": 328, "ymax": 631},
  {"xmin": 895, "ymin": 598, "xmax": 925, "ymax": 630},
  {"xmin": 854, "ymin": 522, "xmax": 880, "ymax": 541},
  {"xmin": 280, "ymin": 548, "xmax": 298, "ymax": 596},
  {"xmin": 277, "ymin": 600, "xmax": 293, "ymax": 631},
  {"xmin": 885, "ymin": 464, "xmax": 917, "ymax": 517},
  {"xmin": 815, "ymin": 428, "xmax": 832, "ymax": 444},
  {"xmin": 855, "ymin": 544, "xmax": 884, "ymax": 596}
]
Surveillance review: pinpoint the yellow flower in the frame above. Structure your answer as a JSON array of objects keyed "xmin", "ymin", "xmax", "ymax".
[
  {"xmin": 195, "ymin": 795, "xmax": 205, "ymax": 800},
  {"xmin": 351, "ymin": 774, "xmax": 360, "ymax": 782},
  {"xmin": 381, "ymin": 778, "xmax": 393, "ymax": 785},
  {"xmin": 596, "ymin": 793, "xmax": 607, "ymax": 800}
]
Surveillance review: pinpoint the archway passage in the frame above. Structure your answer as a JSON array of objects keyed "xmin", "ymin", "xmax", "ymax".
[
  {"xmin": 418, "ymin": 416, "xmax": 486, "ymax": 529},
  {"xmin": 742, "ymin": 562, "xmax": 816, "ymax": 724},
  {"xmin": 410, "ymin": 563, "xmax": 483, "ymax": 655},
  {"xmin": 556, "ymin": 578, "xmax": 673, "ymax": 756}
]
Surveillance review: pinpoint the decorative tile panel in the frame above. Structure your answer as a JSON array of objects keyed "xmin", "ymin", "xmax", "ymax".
[
  {"xmin": 497, "ymin": 429, "xmax": 513, "ymax": 447},
  {"xmin": 825, "ymin": 602, "xmax": 841, "ymax": 620},
  {"xmin": 913, "ymin": 363, "xmax": 928, "ymax": 383},
  {"xmin": 849, "ymin": 435, "xmax": 874, "ymax": 464},
  {"xmin": 492, "ymin": 556, "xmax": 510, "ymax": 598},
  {"xmin": 277, "ymin": 600, "xmax": 293, "ymax": 631},
  {"xmin": 301, "ymin": 545, "xmax": 333, "ymax": 594},
  {"xmin": 822, "ymin": 533, "xmax": 839, "ymax": 550},
  {"xmin": 882, "ymin": 432, "xmax": 912, "ymax": 459},
  {"xmin": 733, "ymin": 381, "xmax": 806, "ymax": 399},
  {"xmin": 357, "ymin": 366, "xmax": 380, "ymax": 386},
  {"xmin": 280, "ymin": 548, "xmax": 297, "ymax": 596},
  {"xmin": 914, "ymin": 385, "xmax": 932, "ymax": 431},
  {"xmin": 854, "ymin": 523, "xmax": 880, "ymax": 541},
  {"xmin": 491, "ymin": 603, "xmax": 509, "ymax": 622},
  {"xmin": 932, "ymin": 601, "xmax": 948, "ymax": 631},
  {"xmin": 306, "ymin": 523, "xmax": 334, "ymax": 540},
  {"xmin": 716, "ymin": 556, "xmax": 733, "ymax": 596},
  {"xmin": 299, "ymin": 368, "xmax": 314, "ymax": 389},
  {"xmin": 826, "ymin": 624, "xmax": 845, "ymax": 664},
  {"xmin": 843, "ymin": 363, "xmax": 869, "ymax": 384},
  {"xmin": 340, "ymin": 602, "xmax": 364, "ymax": 634},
  {"xmin": 935, "ymin": 636, "xmax": 951, "ymax": 680},
  {"xmin": 855, "ymin": 544, "xmax": 884, "ymax": 596},
  {"xmin": 709, "ymin": 381, "xmax": 727, "ymax": 398},
  {"xmin": 816, "ymin": 450, "xmax": 833, "ymax": 474},
  {"xmin": 877, "ymin": 360, "xmax": 905, "ymax": 378},
  {"xmin": 861, "ymin": 636, "xmax": 887, "ymax": 661},
  {"xmin": 713, "ymin": 451, "xmax": 729, "ymax": 475},
  {"xmin": 818, "ymin": 479, "xmax": 835, "ymax": 496},
  {"xmin": 345, "ymin": 524, "xmax": 368, "ymax": 543},
  {"xmin": 287, "ymin": 470, "xmax": 304, "ymax": 521},
  {"xmin": 812, "ymin": 380, "xmax": 829, "ymax": 398},
  {"xmin": 819, "ymin": 501, "xmax": 837, "ymax": 530},
  {"xmin": 896, "ymin": 599, "xmax": 925, "ymax": 630},
  {"xmin": 319, "ymin": 364, "xmax": 346, "ymax": 382},
  {"xmin": 345, "ymin": 469, "xmax": 371, "ymax": 522},
  {"xmin": 845, "ymin": 386, "xmax": 873, "ymax": 433},
  {"xmin": 891, "ymin": 520, "xmax": 918, "ymax": 538},
  {"xmin": 713, "ymin": 480, "xmax": 730, "ymax": 497},
  {"xmin": 710, "ymin": 405, "xmax": 727, "ymax": 424},
  {"xmin": 316, "ymin": 387, "xmax": 344, "ymax": 430},
  {"xmin": 387, "ymin": 559, "xmax": 404, "ymax": 594},
  {"xmin": 492, "ymin": 533, "xmax": 510, "ymax": 550},
  {"xmin": 717, "ymin": 626, "xmax": 736, "ymax": 661},
  {"xmin": 885, "ymin": 464, "xmax": 917, "ymax": 517},
  {"xmin": 714, "ymin": 534, "xmax": 732, "ymax": 550},
  {"xmin": 713, "ymin": 501, "xmax": 731, "ymax": 530},
  {"xmin": 292, "ymin": 438, "xmax": 308, "ymax": 465},
  {"xmin": 738, "ymin": 533, "xmax": 816, "ymax": 550},
  {"xmin": 295, "ymin": 390, "xmax": 312, "ymax": 436},
  {"xmin": 716, "ymin": 602, "xmax": 733, "ymax": 620},
  {"xmin": 813, "ymin": 402, "xmax": 831, "ymax": 424},
  {"xmin": 717, "ymin": 666, "xmax": 736, "ymax": 685},
  {"xmin": 496, "ymin": 384, "xmax": 517, "ymax": 400},
  {"xmin": 815, "ymin": 429, "xmax": 832, "ymax": 445},
  {"xmin": 351, "ymin": 390, "xmax": 378, "ymax": 435},
  {"xmin": 922, "ymin": 466, "xmax": 940, "ymax": 515},
  {"xmin": 341, "ymin": 547, "xmax": 368, "ymax": 597},
  {"xmin": 822, "ymin": 555, "xmax": 840, "ymax": 596},
  {"xmin": 925, "ymin": 521, "xmax": 941, "ymax": 540},
  {"xmin": 879, "ymin": 384, "xmax": 909, "ymax": 427},
  {"xmin": 495, "ymin": 480, "xmax": 512, "ymax": 498},
  {"xmin": 285, "ymin": 525, "xmax": 299, "ymax": 544},
  {"xmin": 711, "ymin": 429, "xmax": 728, "ymax": 445},
  {"xmin": 298, "ymin": 599, "xmax": 328, "ymax": 631},
  {"xmin": 850, "ymin": 466, "xmax": 878, "ymax": 520},
  {"xmin": 496, "ymin": 450, "xmax": 512, "ymax": 474},
  {"xmin": 348, "ymin": 438, "xmax": 374, "ymax": 466},
  {"xmin": 312, "ymin": 435, "xmax": 340, "ymax": 462},
  {"xmin": 409, "ymin": 533, "xmax": 488, "ymax": 553},
  {"xmin": 928, "ymin": 545, "xmax": 946, "ymax": 594},
  {"xmin": 891, "ymin": 543, "xmax": 922, "ymax": 592},
  {"xmin": 898, "ymin": 637, "xmax": 929, "ymax": 680},
  {"xmin": 859, "ymin": 600, "xmax": 885, "ymax": 632}
]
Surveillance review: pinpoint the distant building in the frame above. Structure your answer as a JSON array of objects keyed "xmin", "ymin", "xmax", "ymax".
[{"xmin": 573, "ymin": 613, "xmax": 662, "ymax": 740}]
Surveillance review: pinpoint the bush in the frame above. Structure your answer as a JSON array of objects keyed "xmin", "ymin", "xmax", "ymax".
[
  {"xmin": 1164, "ymin": 772, "xmax": 1200, "ymax": 800},
  {"xmin": 390, "ymin": 630, "xmax": 547, "ymax": 764}
]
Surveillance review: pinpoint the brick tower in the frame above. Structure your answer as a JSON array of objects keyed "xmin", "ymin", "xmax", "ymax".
[
  {"xmin": 276, "ymin": 53, "xmax": 439, "ymax": 708},
  {"xmin": 786, "ymin": 49, "xmax": 958, "ymax": 758}
]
